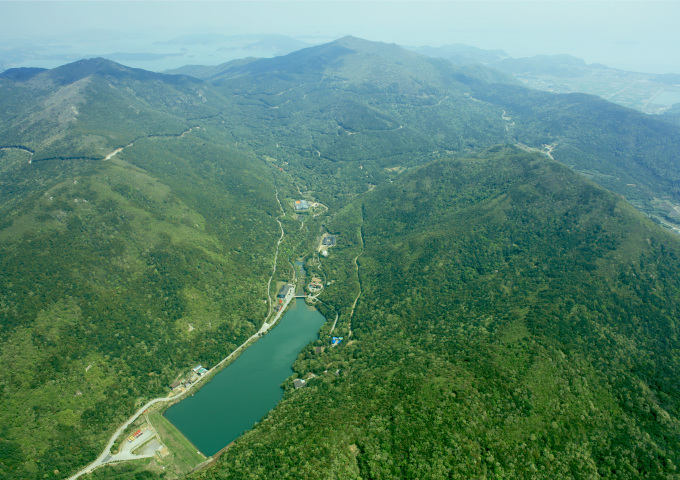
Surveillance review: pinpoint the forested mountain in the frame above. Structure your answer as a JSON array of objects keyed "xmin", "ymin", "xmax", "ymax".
[
  {"xmin": 0, "ymin": 59, "xmax": 287, "ymax": 479},
  {"xmin": 1, "ymin": 36, "xmax": 680, "ymax": 479},
  {"xmin": 469, "ymin": 84, "xmax": 680, "ymax": 215},
  {"xmin": 170, "ymin": 36, "xmax": 680, "ymax": 221},
  {"xmin": 0, "ymin": 58, "xmax": 225, "ymax": 162},
  {"xmin": 203, "ymin": 147, "xmax": 680, "ymax": 479},
  {"xmin": 4, "ymin": 37, "xmax": 679, "ymax": 214}
]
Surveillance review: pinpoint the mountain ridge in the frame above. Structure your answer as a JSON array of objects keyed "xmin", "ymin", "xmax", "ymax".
[{"xmin": 1, "ymin": 37, "xmax": 679, "ymax": 217}]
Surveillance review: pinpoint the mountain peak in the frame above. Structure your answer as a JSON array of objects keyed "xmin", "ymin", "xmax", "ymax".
[
  {"xmin": 18, "ymin": 57, "xmax": 195, "ymax": 87},
  {"xmin": 328, "ymin": 35, "xmax": 412, "ymax": 57},
  {"xmin": 44, "ymin": 57, "xmax": 148, "ymax": 85},
  {"xmin": 331, "ymin": 35, "xmax": 379, "ymax": 47},
  {"xmin": 207, "ymin": 35, "xmax": 432, "ymax": 82},
  {"xmin": 0, "ymin": 67, "xmax": 48, "ymax": 82},
  {"xmin": 0, "ymin": 58, "xmax": 135, "ymax": 86}
]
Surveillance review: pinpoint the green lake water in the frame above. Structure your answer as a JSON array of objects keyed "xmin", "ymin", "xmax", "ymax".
[{"xmin": 163, "ymin": 298, "xmax": 325, "ymax": 456}]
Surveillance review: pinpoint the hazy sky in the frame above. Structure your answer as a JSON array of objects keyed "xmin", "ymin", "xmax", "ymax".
[{"xmin": 1, "ymin": 1, "xmax": 679, "ymax": 73}]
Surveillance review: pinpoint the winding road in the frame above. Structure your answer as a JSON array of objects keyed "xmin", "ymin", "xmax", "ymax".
[
  {"xmin": 65, "ymin": 396, "xmax": 177, "ymax": 480},
  {"xmin": 0, "ymin": 145, "xmax": 34, "ymax": 163},
  {"xmin": 265, "ymin": 186, "xmax": 286, "ymax": 320},
  {"xmin": 346, "ymin": 212, "xmax": 365, "ymax": 336},
  {"xmin": 103, "ymin": 127, "xmax": 195, "ymax": 161}
]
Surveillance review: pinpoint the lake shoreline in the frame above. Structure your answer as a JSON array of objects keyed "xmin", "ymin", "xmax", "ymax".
[{"xmin": 162, "ymin": 298, "xmax": 327, "ymax": 457}]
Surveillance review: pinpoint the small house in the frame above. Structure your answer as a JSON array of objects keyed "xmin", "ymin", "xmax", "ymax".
[
  {"xmin": 293, "ymin": 378, "xmax": 307, "ymax": 389},
  {"xmin": 294, "ymin": 200, "xmax": 310, "ymax": 211},
  {"xmin": 308, "ymin": 276, "xmax": 323, "ymax": 291},
  {"xmin": 277, "ymin": 284, "xmax": 295, "ymax": 304}
]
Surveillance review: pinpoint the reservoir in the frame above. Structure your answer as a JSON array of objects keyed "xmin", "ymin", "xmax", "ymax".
[{"xmin": 163, "ymin": 298, "xmax": 326, "ymax": 456}]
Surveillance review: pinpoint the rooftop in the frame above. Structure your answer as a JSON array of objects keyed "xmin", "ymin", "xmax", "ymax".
[
  {"xmin": 277, "ymin": 284, "xmax": 294, "ymax": 297},
  {"xmin": 293, "ymin": 378, "xmax": 307, "ymax": 389},
  {"xmin": 322, "ymin": 235, "xmax": 337, "ymax": 246},
  {"xmin": 294, "ymin": 200, "xmax": 310, "ymax": 211}
]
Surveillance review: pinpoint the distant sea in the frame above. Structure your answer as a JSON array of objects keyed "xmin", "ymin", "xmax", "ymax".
[{"xmin": 652, "ymin": 90, "xmax": 680, "ymax": 106}]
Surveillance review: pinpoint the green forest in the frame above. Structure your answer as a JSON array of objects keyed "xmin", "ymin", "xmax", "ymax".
[
  {"xmin": 0, "ymin": 129, "xmax": 284, "ymax": 479},
  {"xmin": 1, "ymin": 36, "xmax": 680, "ymax": 479},
  {"xmin": 200, "ymin": 147, "xmax": 680, "ymax": 479}
]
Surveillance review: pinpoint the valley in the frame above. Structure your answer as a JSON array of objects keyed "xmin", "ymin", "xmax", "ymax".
[
  {"xmin": 61, "ymin": 126, "xmax": 325, "ymax": 478},
  {"xmin": 0, "ymin": 36, "xmax": 680, "ymax": 480},
  {"xmin": 66, "ymin": 181, "xmax": 337, "ymax": 478}
]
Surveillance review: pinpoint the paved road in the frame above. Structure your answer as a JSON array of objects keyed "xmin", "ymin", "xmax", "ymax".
[
  {"xmin": 266, "ymin": 186, "xmax": 286, "ymax": 320},
  {"xmin": 111, "ymin": 430, "xmax": 158, "ymax": 461},
  {"xmin": 65, "ymin": 397, "xmax": 174, "ymax": 480}
]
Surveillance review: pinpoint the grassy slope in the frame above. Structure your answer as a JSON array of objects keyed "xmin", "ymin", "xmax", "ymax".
[
  {"xmin": 199, "ymin": 147, "xmax": 680, "ymax": 479},
  {"xmin": 149, "ymin": 411, "xmax": 206, "ymax": 475}
]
